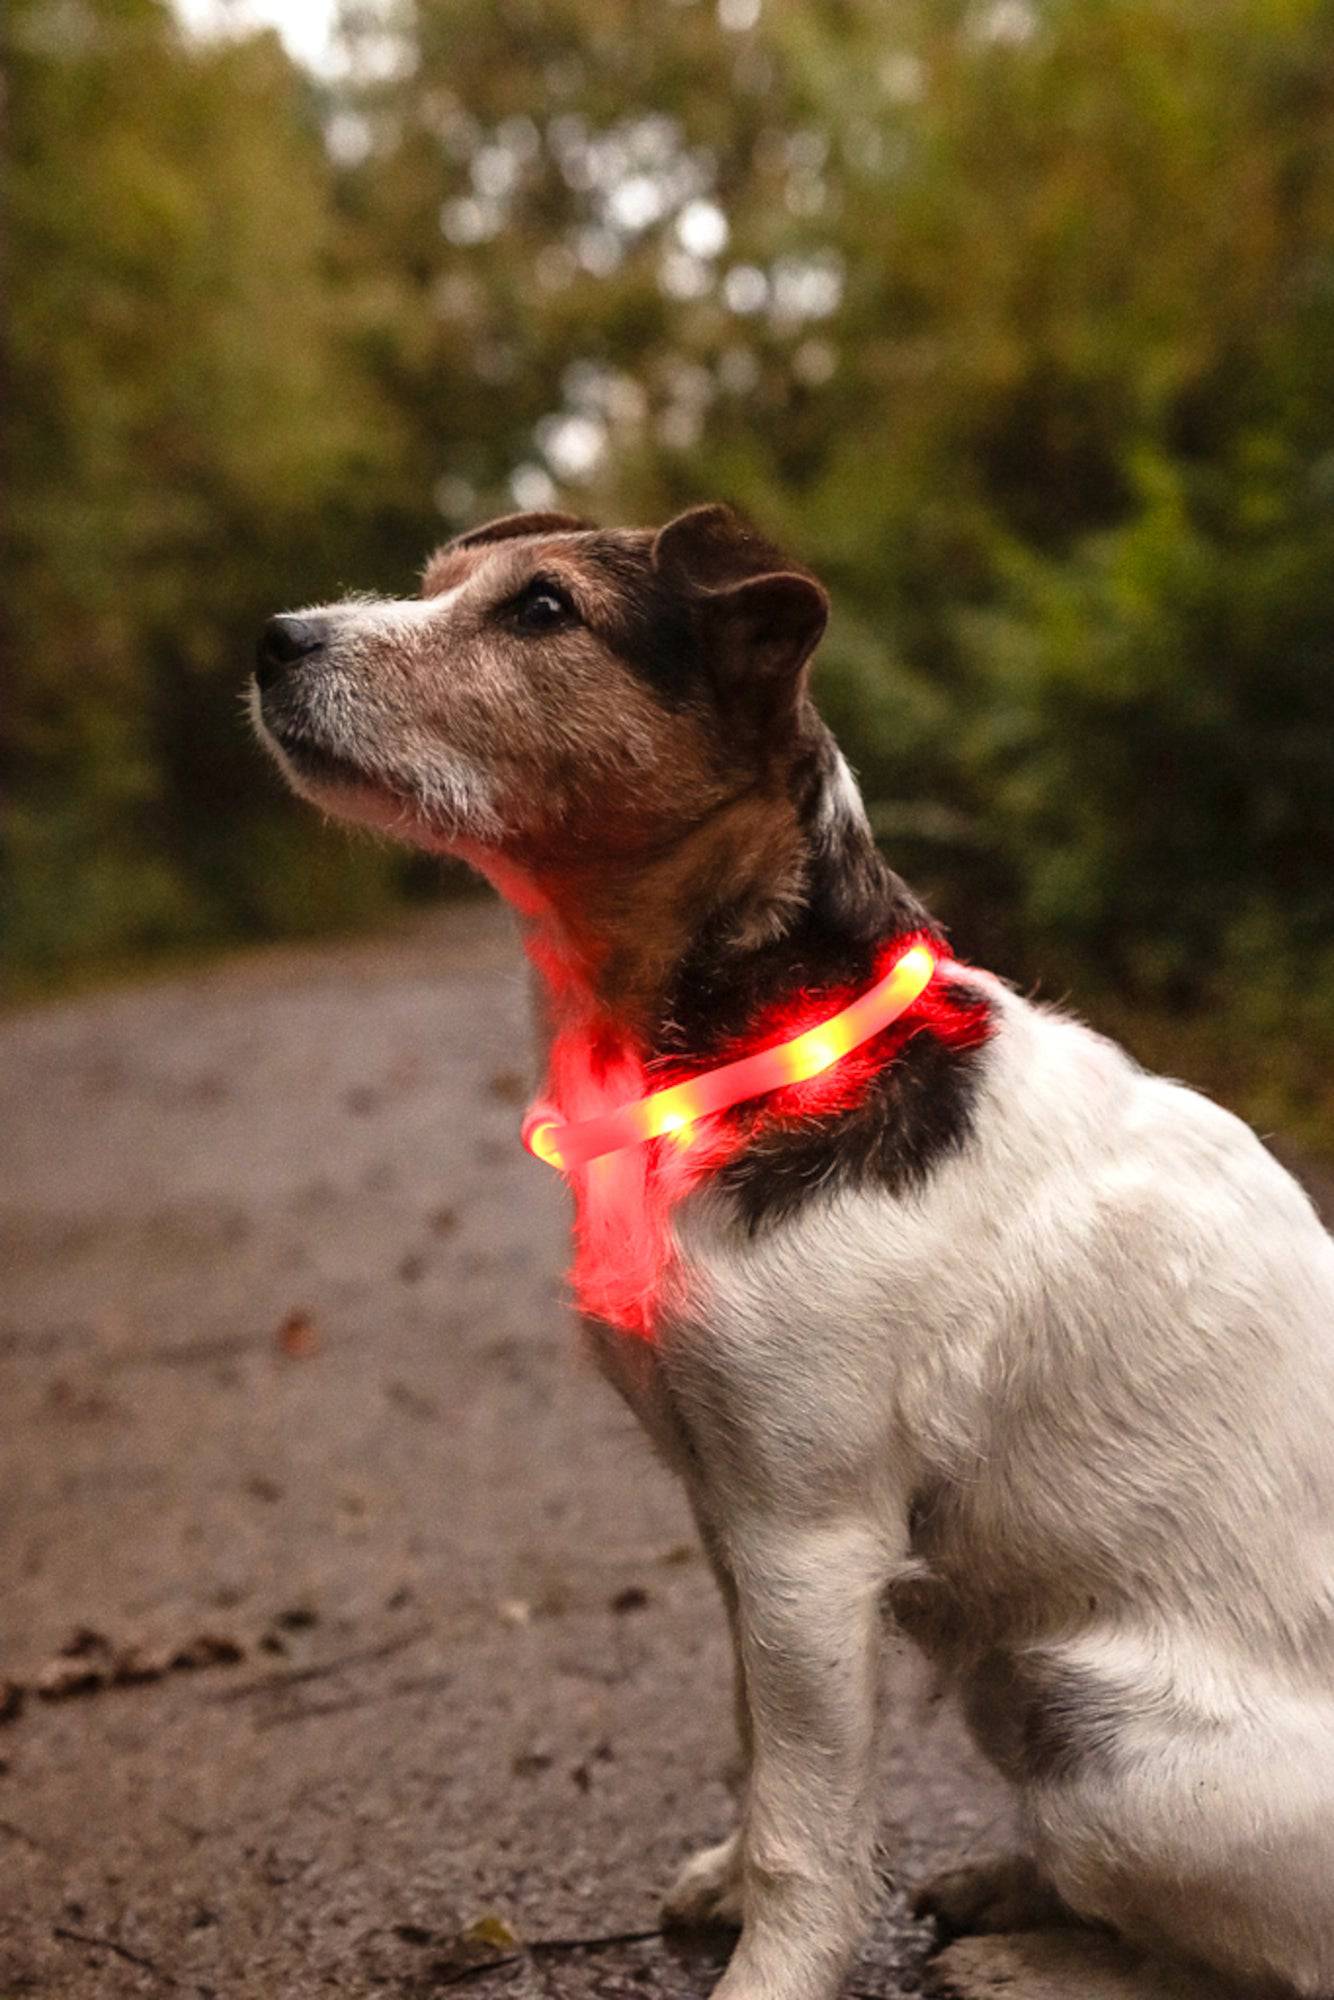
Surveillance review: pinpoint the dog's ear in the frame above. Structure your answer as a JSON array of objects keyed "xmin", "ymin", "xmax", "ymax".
[
  {"xmin": 653, "ymin": 504, "xmax": 829, "ymax": 712},
  {"xmin": 653, "ymin": 503, "xmax": 790, "ymax": 588},
  {"xmin": 448, "ymin": 510, "xmax": 593, "ymax": 550}
]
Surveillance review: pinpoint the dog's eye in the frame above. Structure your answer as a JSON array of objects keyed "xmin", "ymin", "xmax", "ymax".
[{"xmin": 509, "ymin": 579, "xmax": 577, "ymax": 634}]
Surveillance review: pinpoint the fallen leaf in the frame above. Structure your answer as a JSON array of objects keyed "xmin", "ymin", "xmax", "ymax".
[
  {"xmin": 276, "ymin": 1311, "xmax": 319, "ymax": 1358},
  {"xmin": 110, "ymin": 1645, "xmax": 170, "ymax": 1686},
  {"xmin": 36, "ymin": 1658, "xmax": 108, "ymax": 1700},
  {"xmin": 59, "ymin": 1628, "xmax": 114, "ymax": 1661},
  {"xmin": 610, "ymin": 1585, "xmax": 649, "ymax": 1614},
  {"xmin": 274, "ymin": 1605, "xmax": 318, "ymax": 1632},
  {"xmin": 393, "ymin": 1923, "xmax": 436, "ymax": 1948},
  {"xmin": 45, "ymin": 1378, "xmax": 115, "ymax": 1419},
  {"xmin": 462, "ymin": 1912, "xmax": 521, "ymax": 1951},
  {"xmin": 170, "ymin": 1633, "xmax": 244, "ymax": 1671},
  {"xmin": 659, "ymin": 1542, "xmax": 697, "ymax": 1566},
  {"xmin": 487, "ymin": 1070, "xmax": 527, "ymax": 1105},
  {"xmin": 385, "ymin": 1379, "xmax": 438, "ymax": 1420}
]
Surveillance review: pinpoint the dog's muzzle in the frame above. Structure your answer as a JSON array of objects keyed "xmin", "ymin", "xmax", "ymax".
[{"xmin": 255, "ymin": 615, "xmax": 328, "ymax": 695}]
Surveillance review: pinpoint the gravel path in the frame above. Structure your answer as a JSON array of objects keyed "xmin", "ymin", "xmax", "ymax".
[{"xmin": 1, "ymin": 904, "xmax": 1323, "ymax": 1998}]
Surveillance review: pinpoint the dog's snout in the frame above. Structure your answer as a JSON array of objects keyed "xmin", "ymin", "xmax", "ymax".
[{"xmin": 256, "ymin": 614, "xmax": 327, "ymax": 690}]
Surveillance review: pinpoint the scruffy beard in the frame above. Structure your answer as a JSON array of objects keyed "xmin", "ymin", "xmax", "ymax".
[{"xmin": 247, "ymin": 677, "xmax": 505, "ymax": 851}]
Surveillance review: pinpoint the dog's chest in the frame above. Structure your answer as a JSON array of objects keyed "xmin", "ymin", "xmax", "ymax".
[
  {"xmin": 580, "ymin": 1177, "xmax": 940, "ymax": 1505},
  {"xmin": 572, "ymin": 1180, "xmax": 783, "ymax": 1477}
]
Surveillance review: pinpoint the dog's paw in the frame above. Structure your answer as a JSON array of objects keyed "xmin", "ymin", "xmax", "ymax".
[
  {"xmin": 662, "ymin": 1831, "xmax": 744, "ymax": 1930},
  {"xmin": 912, "ymin": 1852, "xmax": 1071, "ymax": 1938}
]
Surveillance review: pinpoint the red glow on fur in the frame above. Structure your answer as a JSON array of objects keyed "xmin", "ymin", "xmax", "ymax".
[
  {"xmin": 537, "ymin": 1027, "xmax": 729, "ymax": 1339},
  {"xmin": 525, "ymin": 937, "xmax": 990, "ymax": 1341},
  {"xmin": 526, "ymin": 939, "xmax": 939, "ymax": 1170},
  {"xmin": 730, "ymin": 935, "xmax": 991, "ymax": 1127}
]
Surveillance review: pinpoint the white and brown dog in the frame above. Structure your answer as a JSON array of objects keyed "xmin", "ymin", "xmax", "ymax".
[{"xmin": 252, "ymin": 505, "xmax": 1334, "ymax": 1999}]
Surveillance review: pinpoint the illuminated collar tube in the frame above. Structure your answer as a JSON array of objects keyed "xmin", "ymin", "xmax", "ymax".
[{"xmin": 523, "ymin": 939, "xmax": 943, "ymax": 1173}]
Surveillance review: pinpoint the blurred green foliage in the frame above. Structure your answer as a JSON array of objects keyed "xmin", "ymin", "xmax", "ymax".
[{"xmin": 4, "ymin": 0, "xmax": 1333, "ymax": 1134}]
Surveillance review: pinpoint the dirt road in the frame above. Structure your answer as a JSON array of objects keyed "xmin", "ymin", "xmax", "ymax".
[{"xmin": 1, "ymin": 905, "xmax": 1322, "ymax": 1998}]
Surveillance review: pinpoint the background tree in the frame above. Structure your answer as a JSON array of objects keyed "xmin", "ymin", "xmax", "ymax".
[
  {"xmin": 5, "ymin": 0, "xmax": 1333, "ymax": 1137},
  {"xmin": 4, "ymin": 0, "xmax": 407, "ymax": 964}
]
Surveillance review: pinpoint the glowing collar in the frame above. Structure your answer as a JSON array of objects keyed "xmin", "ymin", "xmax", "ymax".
[{"xmin": 523, "ymin": 938, "xmax": 942, "ymax": 1173}]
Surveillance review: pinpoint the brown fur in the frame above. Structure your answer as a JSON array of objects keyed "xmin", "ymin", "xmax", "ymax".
[{"xmin": 256, "ymin": 507, "xmax": 828, "ymax": 1043}]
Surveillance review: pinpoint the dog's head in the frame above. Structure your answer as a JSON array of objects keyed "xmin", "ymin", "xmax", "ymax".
[{"xmin": 251, "ymin": 505, "xmax": 829, "ymax": 877}]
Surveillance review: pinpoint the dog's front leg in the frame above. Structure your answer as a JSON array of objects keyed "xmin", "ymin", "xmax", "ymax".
[
  {"xmin": 712, "ymin": 1515, "xmax": 887, "ymax": 2000},
  {"xmin": 663, "ymin": 1499, "xmax": 752, "ymax": 1928}
]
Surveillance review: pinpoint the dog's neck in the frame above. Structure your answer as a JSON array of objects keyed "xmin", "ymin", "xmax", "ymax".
[
  {"xmin": 489, "ymin": 726, "xmax": 935, "ymax": 1080},
  {"xmin": 486, "ymin": 724, "xmax": 976, "ymax": 1336}
]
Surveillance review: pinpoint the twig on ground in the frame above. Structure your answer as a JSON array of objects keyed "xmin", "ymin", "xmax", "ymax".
[
  {"xmin": 254, "ymin": 1669, "xmax": 453, "ymax": 1729},
  {"xmin": 53, "ymin": 1925, "xmax": 181, "ymax": 1987},
  {"xmin": 434, "ymin": 1926, "xmax": 666, "ymax": 1989},
  {"xmin": 532, "ymin": 1927, "xmax": 665, "ymax": 1956},
  {"xmin": 208, "ymin": 1624, "xmax": 432, "ymax": 1702}
]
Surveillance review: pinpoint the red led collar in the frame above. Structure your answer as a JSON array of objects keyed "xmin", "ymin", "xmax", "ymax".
[{"xmin": 523, "ymin": 939, "xmax": 942, "ymax": 1173}]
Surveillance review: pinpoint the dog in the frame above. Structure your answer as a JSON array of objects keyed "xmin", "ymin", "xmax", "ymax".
[{"xmin": 252, "ymin": 504, "xmax": 1334, "ymax": 1999}]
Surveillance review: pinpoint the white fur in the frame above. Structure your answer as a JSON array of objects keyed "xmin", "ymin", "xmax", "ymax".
[
  {"xmin": 594, "ymin": 969, "xmax": 1334, "ymax": 1998},
  {"xmin": 307, "ymin": 582, "xmax": 467, "ymax": 635},
  {"xmin": 252, "ymin": 585, "xmax": 505, "ymax": 842},
  {"xmin": 819, "ymin": 748, "xmax": 872, "ymax": 840}
]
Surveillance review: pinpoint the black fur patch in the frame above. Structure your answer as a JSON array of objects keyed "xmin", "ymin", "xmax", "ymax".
[
  {"xmin": 654, "ymin": 723, "xmax": 993, "ymax": 1231},
  {"xmin": 579, "ymin": 529, "xmax": 824, "ymax": 714},
  {"xmin": 581, "ymin": 538, "xmax": 704, "ymax": 707},
  {"xmin": 963, "ymin": 1647, "xmax": 1123, "ymax": 1785}
]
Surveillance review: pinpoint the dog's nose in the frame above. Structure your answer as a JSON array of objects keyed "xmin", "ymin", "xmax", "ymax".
[{"xmin": 256, "ymin": 615, "xmax": 327, "ymax": 690}]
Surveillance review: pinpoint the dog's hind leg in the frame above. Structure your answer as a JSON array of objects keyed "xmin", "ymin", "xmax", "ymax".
[
  {"xmin": 912, "ymin": 1851, "xmax": 1077, "ymax": 1939},
  {"xmin": 1022, "ymin": 1662, "xmax": 1334, "ymax": 1997}
]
